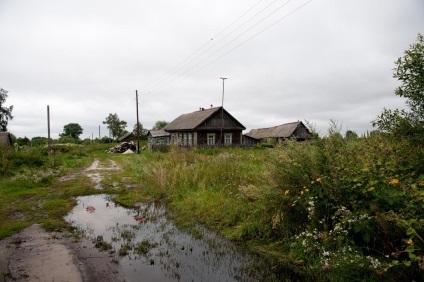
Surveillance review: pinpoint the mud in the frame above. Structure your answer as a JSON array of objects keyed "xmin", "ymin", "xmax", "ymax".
[
  {"xmin": 0, "ymin": 158, "xmax": 125, "ymax": 282},
  {"xmin": 0, "ymin": 224, "xmax": 124, "ymax": 282}
]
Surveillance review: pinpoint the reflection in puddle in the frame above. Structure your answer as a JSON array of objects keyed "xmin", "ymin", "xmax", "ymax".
[{"xmin": 64, "ymin": 194, "xmax": 279, "ymax": 281}]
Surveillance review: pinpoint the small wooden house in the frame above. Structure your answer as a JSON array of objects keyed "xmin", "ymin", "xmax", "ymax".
[
  {"xmin": 163, "ymin": 106, "xmax": 246, "ymax": 147},
  {"xmin": 245, "ymin": 121, "xmax": 311, "ymax": 144},
  {"xmin": 118, "ymin": 132, "xmax": 135, "ymax": 143},
  {"xmin": 0, "ymin": 132, "xmax": 13, "ymax": 146},
  {"xmin": 147, "ymin": 130, "xmax": 171, "ymax": 151}
]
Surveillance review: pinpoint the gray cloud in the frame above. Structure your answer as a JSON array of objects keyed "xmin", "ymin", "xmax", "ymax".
[{"xmin": 1, "ymin": 0, "xmax": 422, "ymax": 139}]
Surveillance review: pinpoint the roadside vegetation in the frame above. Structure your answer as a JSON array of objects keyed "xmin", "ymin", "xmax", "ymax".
[
  {"xmin": 110, "ymin": 131, "xmax": 423, "ymax": 281},
  {"xmin": 0, "ymin": 143, "xmax": 112, "ymax": 238}
]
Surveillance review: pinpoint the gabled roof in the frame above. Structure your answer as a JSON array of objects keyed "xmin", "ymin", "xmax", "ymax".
[
  {"xmin": 148, "ymin": 130, "xmax": 170, "ymax": 138},
  {"xmin": 118, "ymin": 132, "xmax": 134, "ymax": 142},
  {"xmin": 163, "ymin": 106, "xmax": 245, "ymax": 131},
  {"xmin": 246, "ymin": 121, "xmax": 308, "ymax": 140}
]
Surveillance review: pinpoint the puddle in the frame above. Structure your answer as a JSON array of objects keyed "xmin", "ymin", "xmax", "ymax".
[{"xmin": 64, "ymin": 194, "xmax": 283, "ymax": 281}]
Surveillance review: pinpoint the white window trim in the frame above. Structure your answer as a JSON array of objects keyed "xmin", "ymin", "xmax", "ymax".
[
  {"xmin": 207, "ymin": 133, "xmax": 215, "ymax": 145},
  {"xmin": 224, "ymin": 133, "xmax": 232, "ymax": 145}
]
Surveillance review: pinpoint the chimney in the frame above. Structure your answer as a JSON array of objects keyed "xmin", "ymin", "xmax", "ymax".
[{"xmin": 210, "ymin": 104, "xmax": 213, "ymax": 108}]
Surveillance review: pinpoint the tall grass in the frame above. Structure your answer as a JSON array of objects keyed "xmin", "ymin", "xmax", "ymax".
[
  {"xmin": 116, "ymin": 135, "xmax": 424, "ymax": 281},
  {"xmin": 0, "ymin": 144, "xmax": 108, "ymax": 238}
]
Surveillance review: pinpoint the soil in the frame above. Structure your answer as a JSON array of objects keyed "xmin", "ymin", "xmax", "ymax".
[{"xmin": 0, "ymin": 158, "xmax": 126, "ymax": 282}]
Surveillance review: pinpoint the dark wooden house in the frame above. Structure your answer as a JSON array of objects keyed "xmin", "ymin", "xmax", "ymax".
[
  {"xmin": 163, "ymin": 106, "xmax": 246, "ymax": 147},
  {"xmin": 118, "ymin": 132, "xmax": 135, "ymax": 143},
  {"xmin": 147, "ymin": 130, "xmax": 171, "ymax": 150},
  {"xmin": 245, "ymin": 121, "xmax": 311, "ymax": 144}
]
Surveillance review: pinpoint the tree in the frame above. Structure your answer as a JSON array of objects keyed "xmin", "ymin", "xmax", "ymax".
[
  {"xmin": 345, "ymin": 130, "xmax": 358, "ymax": 140},
  {"xmin": 60, "ymin": 123, "xmax": 83, "ymax": 139},
  {"xmin": 152, "ymin": 120, "xmax": 169, "ymax": 130},
  {"xmin": 0, "ymin": 88, "xmax": 14, "ymax": 131},
  {"xmin": 373, "ymin": 34, "xmax": 424, "ymax": 137},
  {"xmin": 16, "ymin": 136, "xmax": 31, "ymax": 146},
  {"xmin": 102, "ymin": 113, "xmax": 127, "ymax": 140},
  {"xmin": 133, "ymin": 122, "xmax": 148, "ymax": 140},
  {"xmin": 31, "ymin": 136, "xmax": 47, "ymax": 146}
]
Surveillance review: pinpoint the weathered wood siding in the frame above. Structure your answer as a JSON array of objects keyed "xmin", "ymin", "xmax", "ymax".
[{"xmin": 197, "ymin": 111, "xmax": 242, "ymax": 130}]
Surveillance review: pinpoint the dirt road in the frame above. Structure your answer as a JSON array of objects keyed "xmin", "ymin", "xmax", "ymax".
[{"xmin": 0, "ymin": 159, "xmax": 125, "ymax": 282}]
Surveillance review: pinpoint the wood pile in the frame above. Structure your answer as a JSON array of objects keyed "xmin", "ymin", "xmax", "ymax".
[{"xmin": 106, "ymin": 141, "xmax": 137, "ymax": 153}]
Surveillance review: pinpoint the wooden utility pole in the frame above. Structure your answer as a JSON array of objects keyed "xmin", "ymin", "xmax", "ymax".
[
  {"xmin": 136, "ymin": 90, "xmax": 140, "ymax": 153},
  {"xmin": 47, "ymin": 105, "xmax": 51, "ymax": 152},
  {"xmin": 99, "ymin": 125, "xmax": 100, "ymax": 139},
  {"xmin": 220, "ymin": 77, "xmax": 227, "ymax": 145}
]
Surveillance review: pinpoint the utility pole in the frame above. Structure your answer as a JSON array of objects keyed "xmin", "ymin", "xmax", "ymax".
[
  {"xmin": 99, "ymin": 125, "xmax": 100, "ymax": 139},
  {"xmin": 220, "ymin": 77, "xmax": 227, "ymax": 145},
  {"xmin": 136, "ymin": 90, "xmax": 140, "ymax": 153}
]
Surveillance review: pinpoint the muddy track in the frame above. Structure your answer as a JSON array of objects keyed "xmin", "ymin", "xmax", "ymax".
[{"xmin": 0, "ymin": 159, "xmax": 126, "ymax": 282}]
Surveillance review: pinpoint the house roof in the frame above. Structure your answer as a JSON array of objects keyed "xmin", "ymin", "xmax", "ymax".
[
  {"xmin": 246, "ymin": 121, "xmax": 307, "ymax": 140},
  {"xmin": 0, "ymin": 132, "xmax": 13, "ymax": 146},
  {"xmin": 118, "ymin": 132, "xmax": 134, "ymax": 142},
  {"xmin": 148, "ymin": 130, "xmax": 170, "ymax": 138},
  {"xmin": 163, "ymin": 106, "xmax": 245, "ymax": 131}
]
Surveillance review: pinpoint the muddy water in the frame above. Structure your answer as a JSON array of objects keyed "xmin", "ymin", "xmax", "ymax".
[{"xmin": 64, "ymin": 194, "xmax": 281, "ymax": 281}]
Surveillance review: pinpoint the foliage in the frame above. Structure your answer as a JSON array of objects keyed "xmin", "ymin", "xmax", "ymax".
[
  {"xmin": 345, "ymin": 130, "xmax": 358, "ymax": 140},
  {"xmin": 113, "ymin": 133, "xmax": 424, "ymax": 281},
  {"xmin": 31, "ymin": 136, "xmax": 48, "ymax": 147},
  {"xmin": 132, "ymin": 122, "xmax": 148, "ymax": 140},
  {"xmin": 152, "ymin": 120, "xmax": 169, "ymax": 130},
  {"xmin": 16, "ymin": 136, "xmax": 31, "ymax": 146},
  {"xmin": 374, "ymin": 34, "xmax": 424, "ymax": 139},
  {"xmin": 58, "ymin": 135, "xmax": 80, "ymax": 144},
  {"xmin": 60, "ymin": 123, "xmax": 83, "ymax": 139},
  {"xmin": 0, "ymin": 88, "xmax": 14, "ymax": 131},
  {"xmin": 102, "ymin": 113, "xmax": 127, "ymax": 140}
]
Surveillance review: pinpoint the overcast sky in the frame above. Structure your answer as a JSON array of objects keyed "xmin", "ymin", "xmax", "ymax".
[{"xmin": 1, "ymin": 0, "xmax": 423, "ymax": 139}]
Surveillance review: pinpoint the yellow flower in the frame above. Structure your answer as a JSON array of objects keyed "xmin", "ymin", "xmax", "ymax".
[
  {"xmin": 316, "ymin": 178, "xmax": 322, "ymax": 183},
  {"xmin": 301, "ymin": 191, "xmax": 304, "ymax": 195},
  {"xmin": 419, "ymin": 180, "xmax": 424, "ymax": 187},
  {"xmin": 407, "ymin": 238, "xmax": 413, "ymax": 245},
  {"xmin": 311, "ymin": 181, "xmax": 315, "ymax": 185},
  {"xmin": 367, "ymin": 187, "xmax": 375, "ymax": 192},
  {"xmin": 389, "ymin": 179, "xmax": 399, "ymax": 185},
  {"xmin": 285, "ymin": 190, "xmax": 290, "ymax": 195},
  {"xmin": 306, "ymin": 189, "xmax": 309, "ymax": 192}
]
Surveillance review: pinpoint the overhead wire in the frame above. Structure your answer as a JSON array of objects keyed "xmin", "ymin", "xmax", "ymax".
[
  {"xmin": 144, "ymin": 0, "xmax": 313, "ymax": 96},
  {"xmin": 143, "ymin": 0, "xmax": 267, "ymax": 91},
  {"xmin": 152, "ymin": 0, "xmax": 311, "ymax": 93}
]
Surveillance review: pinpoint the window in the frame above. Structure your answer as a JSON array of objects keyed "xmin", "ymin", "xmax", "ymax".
[
  {"xmin": 224, "ymin": 133, "xmax": 232, "ymax": 145},
  {"xmin": 188, "ymin": 133, "xmax": 192, "ymax": 146},
  {"xmin": 183, "ymin": 133, "xmax": 187, "ymax": 146},
  {"xmin": 207, "ymin": 133, "xmax": 215, "ymax": 145}
]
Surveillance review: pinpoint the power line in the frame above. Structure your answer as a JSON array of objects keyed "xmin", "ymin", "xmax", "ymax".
[
  {"xmin": 144, "ymin": 0, "xmax": 267, "ymax": 91},
  {"xmin": 153, "ymin": 0, "xmax": 313, "ymax": 93},
  {"xmin": 148, "ymin": 0, "xmax": 294, "ymax": 93}
]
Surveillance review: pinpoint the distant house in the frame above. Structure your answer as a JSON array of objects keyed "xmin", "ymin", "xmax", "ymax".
[
  {"xmin": 147, "ymin": 130, "xmax": 171, "ymax": 151},
  {"xmin": 245, "ymin": 121, "xmax": 311, "ymax": 144},
  {"xmin": 162, "ymin": 106, "xmax": 246, "ymax": 148},
  {"xmin": 0, "ymin": 132, "xmax": 13, "ymax": 146},
  {"xmin": 118, "ymin": 132, "xmax": 135, "ymax": 143}
]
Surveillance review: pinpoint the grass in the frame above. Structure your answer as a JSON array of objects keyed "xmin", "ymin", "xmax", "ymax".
[
  {"xmin": 0, "ymin": 143, "xmax": 115, "ymax": 238},
  {"xmin": 1, "ymin": 137, "xmax": 423, "ymax": 281}
]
